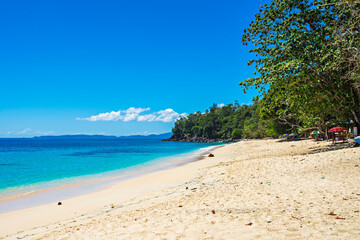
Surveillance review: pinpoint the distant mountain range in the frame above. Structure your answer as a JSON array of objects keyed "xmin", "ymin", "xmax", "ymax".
[{"xmin": 32, "ymin": 132, "xmax": 173, "ymax": 140}]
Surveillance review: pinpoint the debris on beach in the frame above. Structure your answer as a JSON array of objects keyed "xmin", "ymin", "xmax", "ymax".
[
  {"xmin": 58, "ymin": 202, "xmax": 62, "ymax": 205},
  {"xmin": 208, "ymin": 153, "xmax": 214, "ymax": 157}
]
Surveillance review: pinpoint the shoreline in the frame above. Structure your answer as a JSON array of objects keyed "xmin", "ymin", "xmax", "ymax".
[
  {"xmin": 0, "ymin": 144, "xmax": 223, "ymax": 214},
  {"xmin": 2, "ymin": 139, "xmax": 360, "ymax": 239},
  {"xmin": 163, "ymin": 137, "xmax": 239, "ymax": 143},
  {"xmin": 0, "ymin": 143, "xmax": 228, "ymax": 237}
]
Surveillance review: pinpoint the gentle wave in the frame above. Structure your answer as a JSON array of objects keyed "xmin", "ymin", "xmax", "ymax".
[
  {"xmin": 0, "ymin": 139, "xmax": 222, "ymax": 201},
  {"xmin": 0, "ymin": 144, "xmax": 222, "ymax": 213}
]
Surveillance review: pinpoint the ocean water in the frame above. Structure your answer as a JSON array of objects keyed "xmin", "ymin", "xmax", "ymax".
[{"xmin": 0, "ymin": 138, "xmax": 218, "ymax": 200}]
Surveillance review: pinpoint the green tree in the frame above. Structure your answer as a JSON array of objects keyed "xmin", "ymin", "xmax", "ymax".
[
  {"xmin": 231, "ymin": 128, "xmax": 242, "ymax": 139},
  {"xmin": 241, "ymin": 0, "xmax": 360, "ymax": 127}
]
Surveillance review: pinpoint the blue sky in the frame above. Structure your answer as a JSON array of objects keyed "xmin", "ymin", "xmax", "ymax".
[{"xmin": 0, "ymin": 0, "xmax": 263, "ymax": 137}]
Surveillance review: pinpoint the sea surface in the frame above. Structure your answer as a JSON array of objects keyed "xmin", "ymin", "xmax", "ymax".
[{"xmin": 0, "ymin": 138, "xmax": 219, "ymax": 200}]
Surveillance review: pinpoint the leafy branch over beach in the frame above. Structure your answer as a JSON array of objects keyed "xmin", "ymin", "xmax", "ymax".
[
  {"xmin": 241, "ymin": 0, "xmax": 360, "ymax": 129},
  {"xmin": 170, "ymin": 0, "xmax": 359, "ymax": 141}
]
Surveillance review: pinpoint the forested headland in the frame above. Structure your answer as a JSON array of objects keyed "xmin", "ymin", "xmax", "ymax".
[
  {"xmin": 168, "ymin": 0, "xmax": 359, "ymax": 142},
  {"xmin": 166, "ymin": 102, "xmax": 289, "ymax": 141}
]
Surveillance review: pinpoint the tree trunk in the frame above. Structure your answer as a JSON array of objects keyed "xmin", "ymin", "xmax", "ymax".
[{"xmin": 350, "ymin": 109, "xmax": 360, "ymax": 128}]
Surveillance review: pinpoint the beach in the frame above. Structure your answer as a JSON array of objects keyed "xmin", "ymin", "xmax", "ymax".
[{"xmin": 1, "ymin": 139, "xmax": 360, "ymax": 239}]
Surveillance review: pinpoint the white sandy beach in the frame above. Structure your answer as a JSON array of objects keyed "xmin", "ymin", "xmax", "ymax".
[{"xmin": 1, "ymin": 139, "xmax": 360, "ymax": 239}]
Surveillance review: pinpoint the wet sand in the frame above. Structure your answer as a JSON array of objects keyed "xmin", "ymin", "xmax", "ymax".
[{"xmin": 0, "ymin": 146, "xmax": 218, "ymax": 214}]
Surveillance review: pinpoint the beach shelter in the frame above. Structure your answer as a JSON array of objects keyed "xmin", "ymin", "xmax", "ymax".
[
  {"xmin": 329, "ymin": 126, "xmax": 348, "ymax": 144},
  {"xmin": 301, "ymin": 127, "xmax": 320, "ymax": 139},
  {"xmin": 328, "ymin": 126, "xmax": 347, "ymax": 132},
  {"xmin": 311, "ymin": 130, "xmax": 324, "ymax": 135}
]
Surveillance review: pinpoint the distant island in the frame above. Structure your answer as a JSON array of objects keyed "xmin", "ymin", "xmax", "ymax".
[{"xmin": 31, "ymin": 132, "xmax": 173, "ymax": 140}]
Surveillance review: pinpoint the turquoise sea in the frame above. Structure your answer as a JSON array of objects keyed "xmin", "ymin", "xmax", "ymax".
[{"xmin": 0, "ymin": 138, "xmax": 219, "ymax": 202}]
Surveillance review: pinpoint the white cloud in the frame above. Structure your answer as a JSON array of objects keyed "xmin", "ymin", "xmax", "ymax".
[
  {"xmin": 6, "ymin": 129, "xmax": 55, "ymax": 136},
  {"xmin": 77, "ymin": 107, "xmax": 187, "ymax": 123},
  {"xmin": 124, "ymin": 107, "xmax": 150, "ymax": 114},
  {"xmin": 41, "ymin": 131, "xmax": 55, "ymax": 135},
  {"xmin": 18, "ymin": 128, "xmax": 32, "ymax": 135},
  {"xmin": 154, "ymin": 109, "xmax": 187, "ymax": 123},
  {"xmin": 137, "ymin": 114, "xmax": 156, "ymax": 122},
  {"xmin": 217, "ymin": 103, "xmax": 225, "ymax": 108},
  {"xmin": 77, "ymin": 110, "xmax": 121, "ymax": 121},
  {"xmin": 76, "ymin": 107, "xmax": 150, "ymax": 122}
]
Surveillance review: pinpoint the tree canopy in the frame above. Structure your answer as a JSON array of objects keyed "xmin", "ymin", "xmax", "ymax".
[
  {"xmin": 170, "ymin": 0, "xmax": 359, "ymax": 141},
  {"xmin": 240, "ymin": 0, "xmax": 360, "ymax": 129},
  {"xmin": 170, "ymin": 102, "xmax": 289, "ymax": 140}
]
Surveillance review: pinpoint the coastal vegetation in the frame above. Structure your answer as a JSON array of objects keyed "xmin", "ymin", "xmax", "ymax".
[
  {"xmin": 241, "ymin": 0, "xmax": 360, "ymax": 130},
  {"xmin": 169, "ymin": 102, "xmax": 289, "ymax": 140},
  {"xmin": 170, "ymin": 0, "xmax": 359, "ymax": 141}
]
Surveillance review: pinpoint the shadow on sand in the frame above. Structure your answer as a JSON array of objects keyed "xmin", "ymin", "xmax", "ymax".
[{"xmin": 306, "ymin": 142, "xmax": 351, "ymax": 155}]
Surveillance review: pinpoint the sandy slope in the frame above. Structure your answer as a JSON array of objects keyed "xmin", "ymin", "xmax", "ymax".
[{"xmin": 1, "ymin": 139, "xmax": 360, "ymax": 239}]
